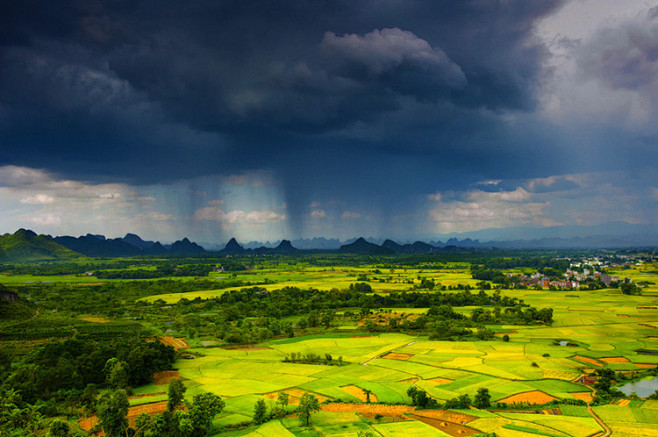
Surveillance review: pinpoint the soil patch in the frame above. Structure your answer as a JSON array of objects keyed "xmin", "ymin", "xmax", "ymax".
[
  {"xmin": 495, "ymin": 330, "xmax": 517, "ymax": 335},
  {"xmin": 617, "ymin": 314, "xmax": 631, "ymax": 318},
  {"xmin": 616, "ymin": 399, "xmax": 631, "ymax": 407},
  {"xmin": 78, "ymin": 401, "xmax": 173, "ymax": 432},
  {"xmin": 128, "ymin": 400, "xmax": 169, "ymax": 418},
  {"xmin": 160, "ymin": 336, "xmax": 189, "ymax": 350},
  {"xmin": 636, "ymin": 363, "xmax": 657, "ymax": 368},
  {"xmin": 129, "ymin": 392, "xmax": 166, "ymax": 400},
  {"xmin": 410, "ymin": 413, "xmax": 479, "ymax": 436},
  {"xmin": 153, "ymin": 370, "xmax": 180, "ymax": 385},
  {"xmin": 383, "ymin": 352, "xmax": 414, "ymax": 360},
  {"xmin": 80, "ymin": 316, "xmax": 110, "ymax": 323},
  {"xmin": 600, "ymin": 357, "xmax": 630, "ymax": 363},
  {"xmin": 573, "ymin": 355, "xmax": 603, "ymax": 367},
  {"xmin": 498, "ymin": 390, "xmax": 558, "ymax": 405},
  {"xmin": 641, "ymin": 324, "xmax": 658, "ymax": 328},
  {"xmin": 321, "ymin": 403, "xmax": 414, "ymax": 416},
  {"xmin": 412, "ymin": 410, "xmax": 478, "ymax": 423},
  {"xmin": 570, "ymin": 392, "xmax": 593, "ymax": 402},
  {"xmin": 341, "ymin": 385, "xmax": 378, "ymax": 403}
]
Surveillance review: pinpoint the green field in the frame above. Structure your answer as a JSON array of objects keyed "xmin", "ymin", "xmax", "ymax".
[{"xmin": 2, "ymin": 256, "xmax": 658, "ymax": 436}]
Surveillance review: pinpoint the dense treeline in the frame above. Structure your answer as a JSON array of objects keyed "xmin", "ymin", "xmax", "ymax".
[
  {"xmin": 18, "ymin": 279, "xmax": 246, "ymax": 316},
  {"xmin": 2, "ymin": 338, "xmax": 175, "ymax": 403},
  {"xmin": 95, "ymin": 263, "xmax": 214, "ymax": 279},
  {"xmin": 152, "ymin": 286, "xmax": 553, "ymax": 343},
  {"xmin": 182, "ymin": 286, "xmax": 527, "ymax": 317}
]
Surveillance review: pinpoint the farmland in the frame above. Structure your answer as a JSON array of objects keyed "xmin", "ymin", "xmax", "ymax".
[{"xmin": 1, "ymin": 251, "xmax": 657, "ymax": 436}]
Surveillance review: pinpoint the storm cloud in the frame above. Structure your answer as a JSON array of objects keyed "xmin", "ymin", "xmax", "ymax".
[{"xmin": 0, "ymin": 1, "xmax": 656, "ymax": 242}]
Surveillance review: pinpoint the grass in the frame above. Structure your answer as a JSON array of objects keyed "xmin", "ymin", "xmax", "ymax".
[
  {"xmin": 503, "ymin": 423, "xmax": 564, "ymax": 437},
  {"xmin": 372, "ymin": 420, "xmax": 452, "ymax": 436}
]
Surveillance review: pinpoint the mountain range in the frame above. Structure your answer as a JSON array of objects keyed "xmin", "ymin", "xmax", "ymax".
[
  {"xmin": 1, "ymin": 223, "xmax": 657, "ymax": 262},
  {"xmin": 0, "ymin": 229, "xmax": 206, "ymax": 261}
]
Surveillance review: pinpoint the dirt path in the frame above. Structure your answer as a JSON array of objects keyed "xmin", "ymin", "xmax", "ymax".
[{"xmin": 587, "ymin": 388, "xmax": 611, "ymax": 437}]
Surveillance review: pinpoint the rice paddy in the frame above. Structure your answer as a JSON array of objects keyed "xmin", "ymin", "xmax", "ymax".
[
  {"xmin": 143, "ymin": 262, "xmax": 658, "ymax": 435},
  {"xmin": 7, "ymin": 259, "xmax": 657, "ymax": 435}
]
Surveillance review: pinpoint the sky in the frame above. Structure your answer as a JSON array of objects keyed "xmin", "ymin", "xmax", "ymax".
[{"xmin": 0, "ymin": 0, "xmax": 657, "ymax": 244}]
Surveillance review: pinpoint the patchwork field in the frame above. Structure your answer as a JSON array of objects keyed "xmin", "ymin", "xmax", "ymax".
[
  {"xmin": 126, "ymin": 262, "xmax": 655, "ymax": 436},
  {"xmin": 3, "ymin": 258, "xmax": 658, "ymax": 436}
]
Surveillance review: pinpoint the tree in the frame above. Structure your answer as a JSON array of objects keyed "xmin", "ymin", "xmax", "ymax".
[
  {"xmin": 96, "ymin": 389, "xmax": 129, "ymax": 437},
  {"xmin": 188, "ymin": 392, "xmax": 224, "ymax": 435},
  {"xmin": 167, "ymin": 378, "xmax": 186, "ymax": 412},
  {"xmin": 473, "ymin": 388, "xmax": 491, "ymax": 409},
  {"xmin": 297, "ymin": 393, "xmax": 320, "ymax": 426},
  {"xmin": 103, "ymin": 358, "xmax": 129, "ymax": 390},
  {"xmin": 361, "ymin": 388, "xmax": 373, "ymax": 404},
  {"xmin": 133, "ymin": 413, "xmax": 154, "ymax": 437},
  {"xmin": 253, "ymin": 398, "xmax": 267, "ymax": 424},
  {"xmin": 276, "ymin": 392, "xmax": 289, "ymax": 417},
  {"xmin": 80, "ymin": 384, "xmax": 99, "ymax": 414}
]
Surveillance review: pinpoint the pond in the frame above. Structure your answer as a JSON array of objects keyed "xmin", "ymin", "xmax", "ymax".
[{"xmin": 618, "ymin": 376, "xmax": 658, "ymax": 398}]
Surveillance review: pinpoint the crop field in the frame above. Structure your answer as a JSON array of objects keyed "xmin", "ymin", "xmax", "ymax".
[
  {"xmin": 134, "ymin": 262, "xmax": 654, "ymax": 436},
  {"xmin": 2, "ymin": 256, "xmax": 658, "ymax": 436},
  {"xmin": 141, "ymin": 264, "xmax": 481, "ymax": 303}
]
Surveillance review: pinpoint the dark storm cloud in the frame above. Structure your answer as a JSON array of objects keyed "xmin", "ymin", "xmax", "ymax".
[{"xmin": 0, "ymin": 0, "xmax": 568, "ymax": 231}]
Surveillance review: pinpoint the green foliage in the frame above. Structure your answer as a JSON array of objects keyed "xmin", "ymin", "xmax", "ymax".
[
  {"xmin": 0, "ymin": 388, "xmax": 45, "ymax": 434},
  {"xmin": 283, "ymin": 352, "xmax": 344, "ymax": 365},
  {"xmin": 473, "ymin": 388, "xmax": 491, "ymax": 409},
  {"xmin": 4, "ymin": 338, "xmax": 174, "ymax": 403},
  {"xmin": 104, "ymin": 358, "xmax": 130, "ymax": 390},
  {"xmin": 297, "ymin": 393, "xmax": 320, "ymax": 426},
  {"xmin": 406, "ymin": 386, "xmax": 439, "ymax": 409},
  {"xmin": 188, "ymin": 392, "xmax": 225, "ymax": 435},
  {"xmin": 167, "ymin": 378, "xmax": 186, "ymax": 412},
  {"xmin": 96, "ymin": 389, "xmax": 129, "ymax": 437},
  {"xmin": 253, "ymin": 398, "xmax": 267, "ymax": 424},
  {"xmin": 48, "ymin": 419, "xmax": 70, "ymax": 436},
  {"xmin": 621, "ymin": 279, "xmax": 642, "ymax": 295},
  {"xmin": 444, "ymin": 394, "xmax": 472, "ymax": 409}
]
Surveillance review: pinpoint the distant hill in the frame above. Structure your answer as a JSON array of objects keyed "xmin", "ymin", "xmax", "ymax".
[
  {"xmin": 169, "ymin": 238, "xmax": 206, "ymax": 254},
  {"xmin": 221, "ymin": 238, "xmax": 248, "ymax": 255},
  {"xmin": 0, "ymin": 229, "xmax": 80, "ymax": 262},
  {"xmin": 273, "ymin": 239, "xmax": 298, "ymax": 254},
  {"xmin": 339, "ymin": 237, "xmax": 394, "ymax": 255},
  {"xmin": 254, "ymin": 239, "xmax": 300, "ymax": 254},
  {"xmin": 54, "ymin": 234, "xmax": 144, "ymax": 257},
  {"xmin": 53, "ymin": 233, "xmax": 205, "ymax": 256}
]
